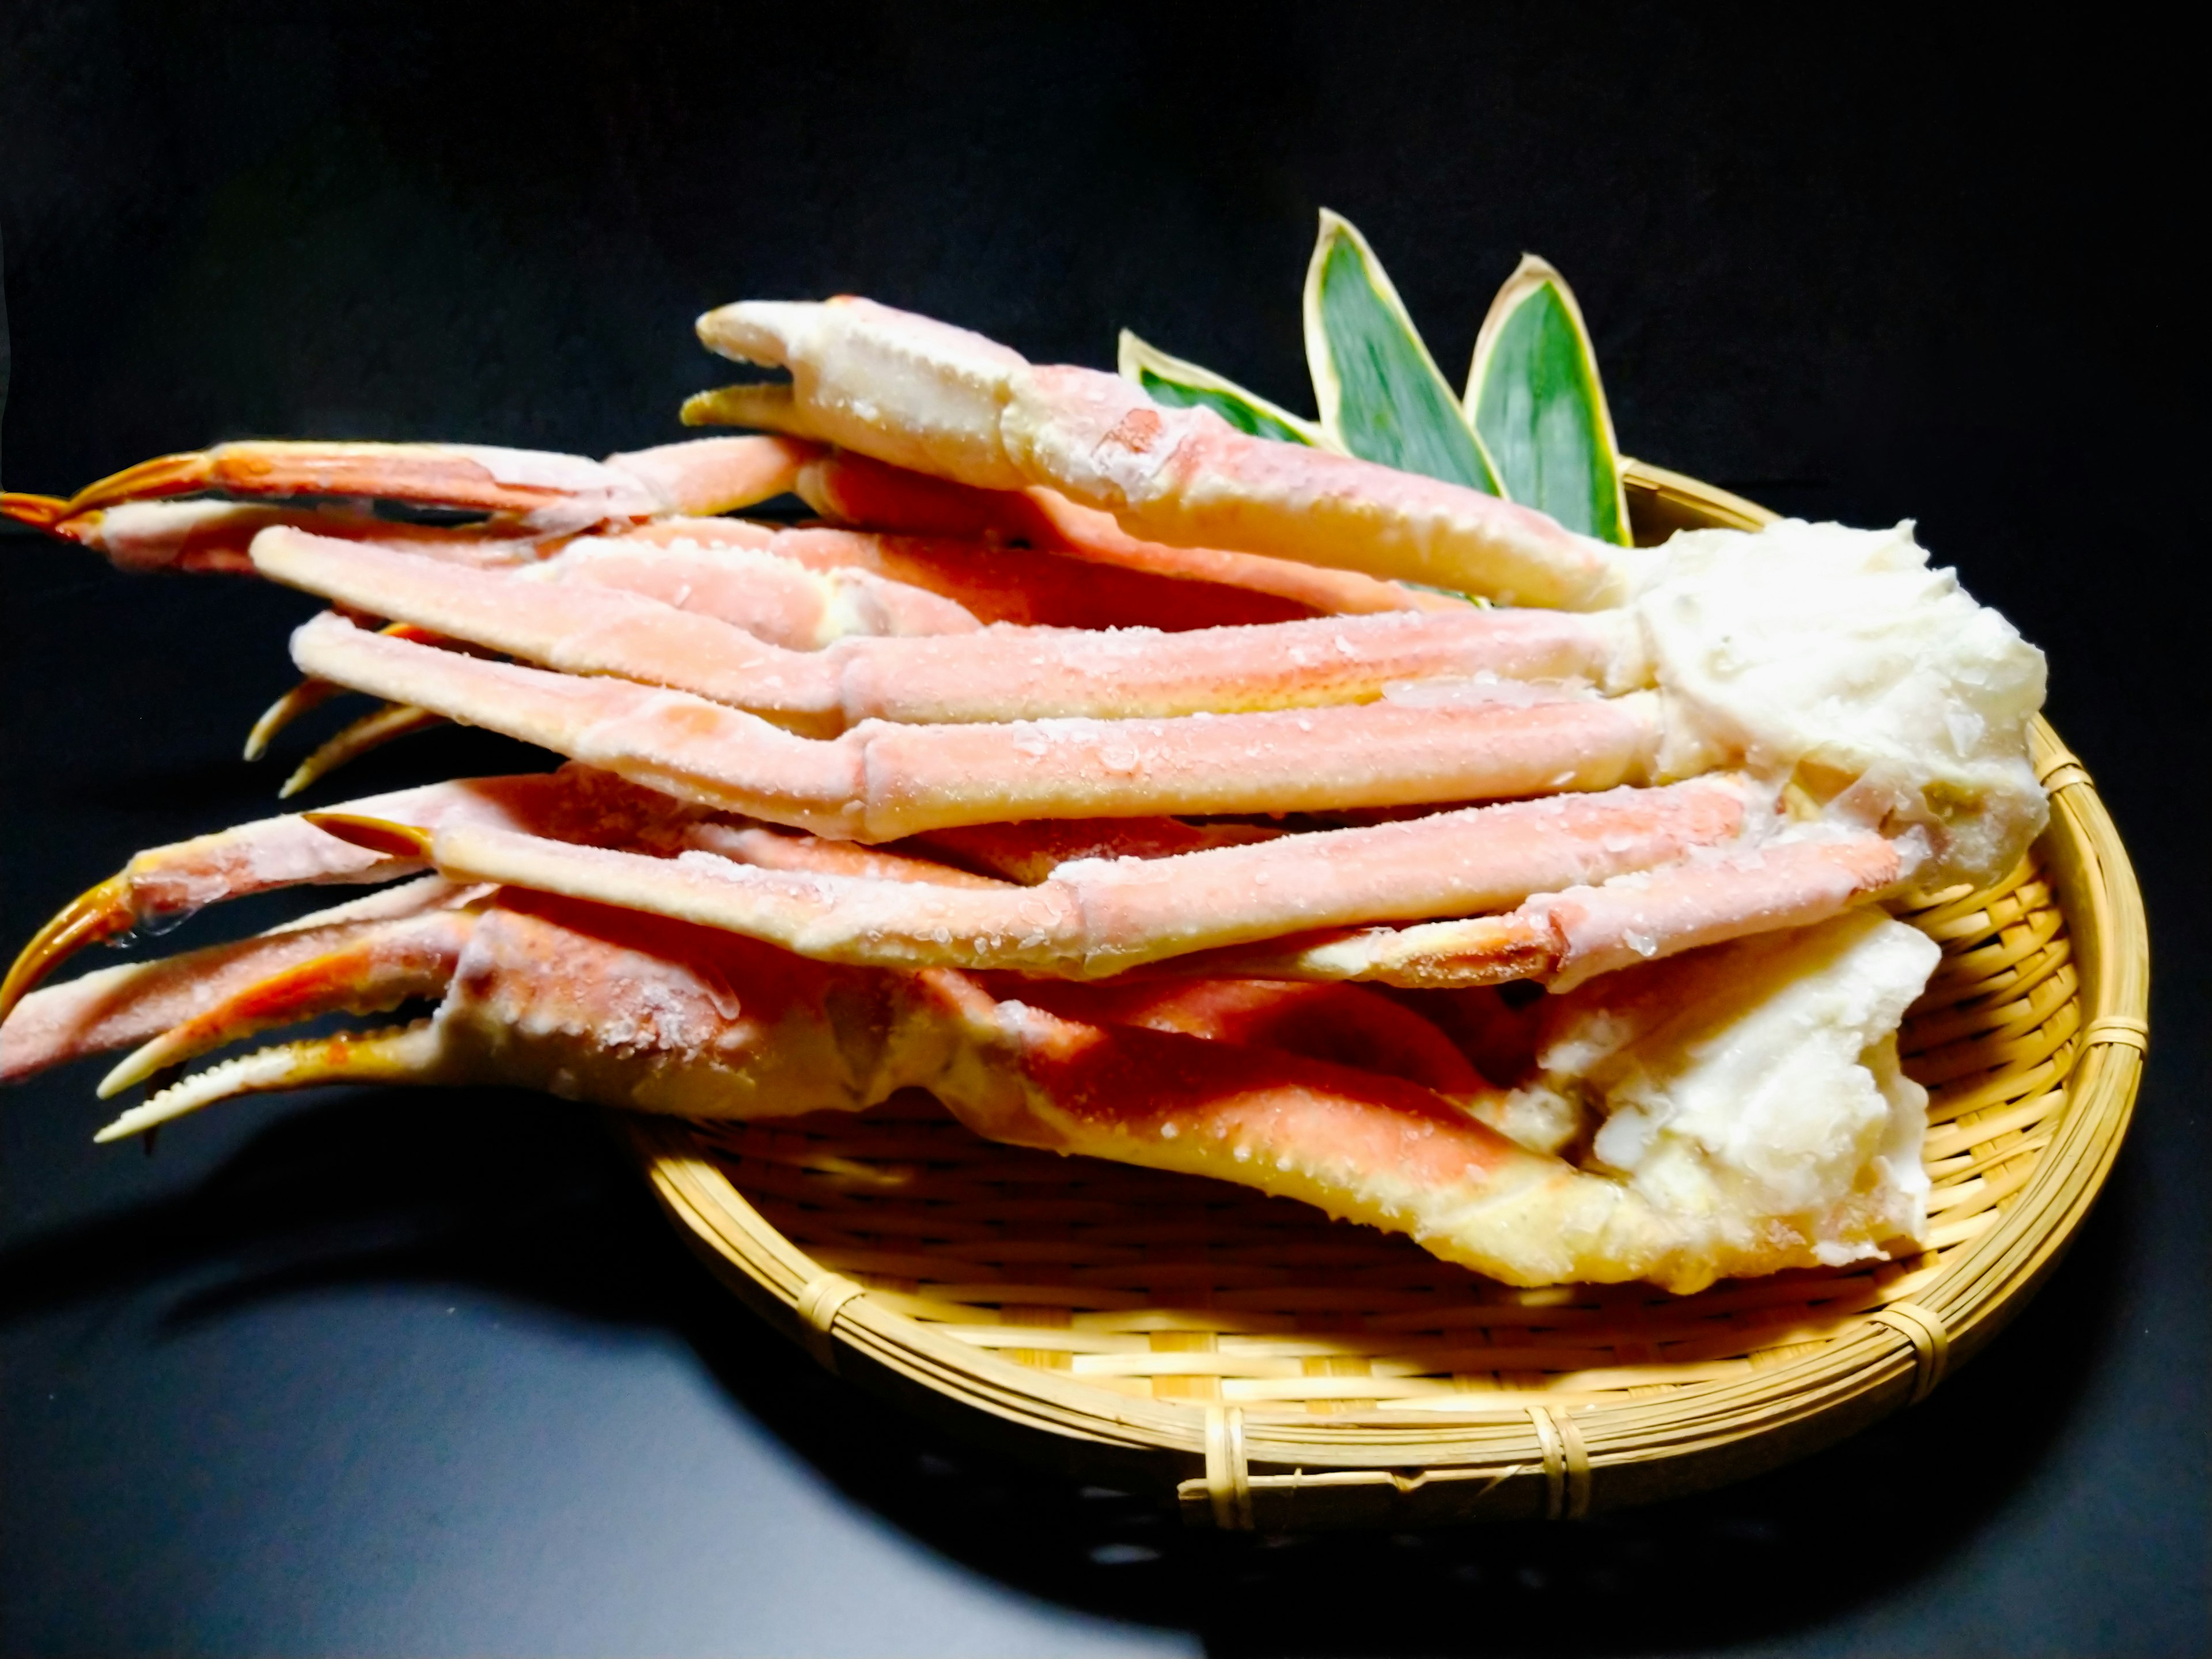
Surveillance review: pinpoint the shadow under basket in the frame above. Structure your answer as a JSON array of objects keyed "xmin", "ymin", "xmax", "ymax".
[{"xmin": 623, "ymin": 461, "xmax": 2150, "ymax": 1529}]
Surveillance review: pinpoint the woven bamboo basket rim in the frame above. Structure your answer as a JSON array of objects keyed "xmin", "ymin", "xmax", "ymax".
[{"xmin": 624, "ymin": 460, "xmax": 2149, "ymax": 1528}]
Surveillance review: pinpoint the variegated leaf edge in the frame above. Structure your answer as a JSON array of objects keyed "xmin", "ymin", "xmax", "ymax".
[
  {"xmin": 1301, "ymin": 208, "xmax": 1503, "ymax": 494},
  {"xmin": 1464, "ymin": 253, "xmax": 1634, "ymax": 546}
]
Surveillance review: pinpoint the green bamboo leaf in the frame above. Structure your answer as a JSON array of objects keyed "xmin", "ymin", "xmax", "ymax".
[
  {"xmin": 1116, "ymin": 331, "xmax": 1324, "ymax": 446},
  {"xmin": 1302, "ymin": 210, "xmax": 1501, "ymax": 493},
  {"xmin": 1465, "ymin": 255, "xmax": 1633, "ymax": 546}
]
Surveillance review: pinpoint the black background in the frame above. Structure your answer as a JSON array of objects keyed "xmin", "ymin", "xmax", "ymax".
[{"xmin": 2, "ymin": 6, "xmax": 2206, "ymax": 1654}]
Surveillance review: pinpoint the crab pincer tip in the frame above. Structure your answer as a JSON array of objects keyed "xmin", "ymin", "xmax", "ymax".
[
  {"xmin": 1, "ymin": 493, "xmax": 68, "ymax": 532},
  {"xmin": 302, "ymin": 812, "xmax": 435, "ymax": 862},
  {"xmin": 0, "ymin": 874, "xmax": 137, "ymax": 1022}
]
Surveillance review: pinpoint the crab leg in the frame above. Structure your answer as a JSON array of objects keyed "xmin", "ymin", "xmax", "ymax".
[
  {"xmin": 256, "ymin": 529, "xmax": 1623, "ymax": 728},
  {"xmin": 241, "ymin": 539, "xmax": 990, "ymax": 781},
  {"xmin": 536, "ymin": 537, "xmax": 982, "ymax": 645},
  {"xmin": 1191, "ymin": 833, "xmax": 1908, "ymax": 990},
  {"xmin": 608, "ymin": 518, "xmax": 1321, "ymax": 629},
  {"xmin": 308, "ymin": 778, "xmax": 1746, "ymax": 976},
  {"xmin": 0, "ymin": 878, "xmax": 477, "ymax": 1084},
  {"xmin": 912, "ymin": 970, "xmax": 1760, "ymax": 1293},
  {"xmin": 692, "ymin": 297, "xmax": 1623, "ymax": 608},
  {"xmin": 7, "ymin": 437, "xmax": 1340, "ymax": 633},
  {"xmin": 31, "ymin": 888, "xmax": 1920, "ymax": 1290},
  {"xmin": 0, "ymin": 770, "xmax": 699, "ymax": 1019},
  {"xmin": 990, "ymin": 976, "xmax": 1486, "ymax": 1098},
  {"xmin": 290, "ymin": 615, "xmax": 1661, "ymax": 836},
  {"xmin": 2, "ymin": 434, "xmax": 819, "ymax": 547},
  {"xmin": 794, "ymin": 448, "xmax": 1465, "ymax": 616},
  {"xmin": 94, "ymin": 908, "xmax": 476, "ymax": 1097},
  {"xmin": 0, "ymin": 501, "xmax": 561, "ymax": 576}
]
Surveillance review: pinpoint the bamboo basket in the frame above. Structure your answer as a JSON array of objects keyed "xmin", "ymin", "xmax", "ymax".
[{"xmin": 624, "ymin": 461, "xmax": 2149, "ymax": 1527}]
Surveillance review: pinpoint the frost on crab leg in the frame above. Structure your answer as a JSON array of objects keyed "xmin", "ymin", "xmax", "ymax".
[
  {"xmin": 8, "ymin": 883, "xmax": 1935, "ymax": 1292},
  {"xmin": 0, "ymin": 434, "xmax": 821, "ymax": 554},
  {"xmin": 253, "ymin": 528, "xmax": 1623, "ymax": 728},
  {"xmin": 691, "ymin": 297, "xmax": 1619, "ymax": 607},
  {"xmin": 0, "ymin": 770, "xmax": 702, "ymax": 1021},
  {"xmin": 311, "ymin": 777, "xmax": 1749, "ymax": 976},
  {"xmin": 291, "ymin": 614, "xmax": 1663, "ymax": 837}
]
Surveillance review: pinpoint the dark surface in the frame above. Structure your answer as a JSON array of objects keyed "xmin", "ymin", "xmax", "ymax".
[{"xmin": 2, "ymin": 7, "xmax": 2206, "ymax": 1655}]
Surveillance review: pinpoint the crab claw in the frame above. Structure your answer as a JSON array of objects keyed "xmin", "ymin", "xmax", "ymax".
[
  {"xmin": 96, "ymin": 907, "xmax": 474, "ymax": 1099},
  {"xmin": 0, "ymin": 773, "xmax": 700, "ymax": 1024},
  {"xmin": 93, "ymin": 1024, "xmax": 447, "ymax": 1143},
  {"xmin": 0, "ymin": 875, "xmax": 137, "ymax": 1022}
]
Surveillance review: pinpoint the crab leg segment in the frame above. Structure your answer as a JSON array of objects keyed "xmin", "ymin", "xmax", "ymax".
[
  {"xmin": 991, "ymin": 976, "xmax": 1486, "ymax": 1097},
  {"xmin": 794, "ymin": 449, "xmax": 1463, "ymax": 617},
  {"xmin": 318, "ymin": 778, "xmax": 1745, "ymax": 975},
  {"xmin": 907, "ymin": 973, "xmax": 1619, "ymax": 1283},
  {"xmin": 913, "ymin": 971, "xmax": 1753, "ymax": 1292},
  {"xmin": 2, "ymin": 435, "xmax": 820, "ymax": 583},
  {"xmin": 241, "ymin": 543, "xmax": 987, "ymax": 781},
  {"xmin": 46, "ymin": 885, "xmax": 1911, "ymax": 1291},
  {"xmin": 1200, "ymin": 833, "xmax": 1908, "ymax": 990},
  {"xmin": 596, "ymin": 435, "xmax": 820, "ymax": 516},
  {"xmin": 3, "ymin": 434, "xmax": 821, "ymax": 544},
  {"xmin": 93, "ymin": 1024, "xmax": 450, "ymax": 1144},
  {"xmin": 256, "ymin": 528, "xmax": 1623, "ymax": 726},
  {"xmin": 291, "ymin": 615, "xmax": 1661, "ymax": 836},
  {"xmin": 538, "ymin": 539, "xmax": 983, "ymax": 645},
  {"xmin": 0, "ymin": 499, "xmax": 565, "ymax": 575},
  {"xmin": 695, "ymin": 297, "xmax": 1622, "ymax": 608},
  {"xmin": 32, "ymin": 442, "xmax": 658, "ymax": 525}
]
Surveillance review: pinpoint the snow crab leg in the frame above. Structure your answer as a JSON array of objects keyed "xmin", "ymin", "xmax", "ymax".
[
  {"xmin": 0, "ymin": 873, "xmax": 1935, "ymax": 1294},
  {"xmin": 294, "ymin": 773, "xmax": 1755, "ymax": 978},
  {"xmin": 0, "ymin": 769, "xmax": 703, "ymax": 1022},
  {"xmin": 1, "ymin": 434, "xmax": 820, "ymax": 559},
  {"xmin": 688, "ymin": 297, "xmax": 1619, "ymax": 608}
]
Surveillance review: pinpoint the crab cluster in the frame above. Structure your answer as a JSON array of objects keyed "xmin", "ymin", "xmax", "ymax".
[{"xmin": 0, "ymin": 296, "xmax": 2046, "ymax": 1292}]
